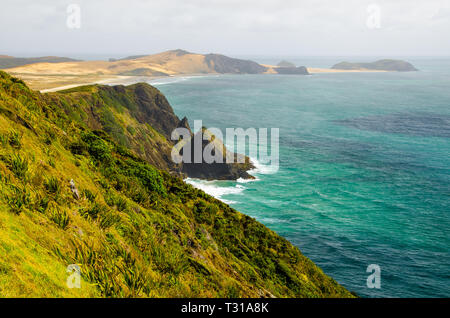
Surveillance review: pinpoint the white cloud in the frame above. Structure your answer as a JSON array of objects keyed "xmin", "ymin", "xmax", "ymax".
[{"xmin": 0, "ymin": 0, "xmax": 449, "ymax": 57}]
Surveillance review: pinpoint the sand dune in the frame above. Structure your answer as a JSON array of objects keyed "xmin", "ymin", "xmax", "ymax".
[{"xmin": 6, "ymin": 50, "xmax": 215, "ymax": 77}]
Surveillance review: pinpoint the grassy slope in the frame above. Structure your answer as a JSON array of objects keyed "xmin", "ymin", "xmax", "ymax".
[
  {"xmin": 0, "ymin": 70, "xmax": 353, "ymax": 298},
  {"xmin": 41, "ymin": 83, "xmax": 181, "ymax": 174}
]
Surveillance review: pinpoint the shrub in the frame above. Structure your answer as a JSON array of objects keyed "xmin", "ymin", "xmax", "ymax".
[
  {"xmin": 44, "ymin": 176, "xmax": 60, "ymax": 195},
  {"xmin": 82, "ymin": 189, "xmax": 97, "ymax": 202},
  {"xmin": 115, "ymin": 196, "xmax": 128, "ymax": 212},
  {"xmin": 6, "ymin": 185, "xmax": 30, "ymax": 214},
  {"xmin": 126, "ymin": 126, "xmax": 136, "ymax": 136},
  {"xmin": 127, "ymin": 162, "xmax": 166, "ymax": 195},
  {"xmin": 8, "ymin": 131, "xmax": 21, "ymax": 149},
  {"xmin": 150, "ymin": 244, "xmax": 189, "ymax": 275},
  {"xmin": 105, "ymin": 191, "xmax": 128, "ymax": 211},
  {"xmin": 34, "ymin": 193, "xmax": 50, "ymax": 213},
  {"xmin": 194, "ymin": 200, "xmax": 218, "ymax": 225},
  {"xmin": 49, "ymin": 207, "xmax": 70, "ymax": 230},
  {"xmin": 81, "ymin": 132, "xmax": 112, "ymax": 164},
  {"xmin": 130, "ymin": 187, "xmax": 148, "ymax": 205},
  {"xmin": 0, "ymin": 134, "xmax": 6, "ymax": 147},
  {"xmin": 82, "ymin": 202, "xmax": 106, "ymax": 220},
  {"xmin": 48, "ymin": 157, "xmax": 56, "ymax": 168},
  {"xmin": 44, "ymin": 130, "xmax": 56, "ymax": 145},
  {"xmin": 69, "ymin": 140, "xmax": 87, "ymax": 155},
  {"xmin": 9, "ymin": 154, "xmax": 28, "ymax": 180},
  {"xmin": 98, "ymin": 211, "xmax": 120, "ymax": 230}
]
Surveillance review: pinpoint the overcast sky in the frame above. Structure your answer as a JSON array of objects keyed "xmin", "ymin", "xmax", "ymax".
[{"xmin": 1, "ymin": 0, "xmax": 449, "ymax": 58}]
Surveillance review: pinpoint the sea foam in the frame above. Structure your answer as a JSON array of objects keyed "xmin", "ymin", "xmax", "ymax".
[{"xmin": 185, "ymin": 178, "xmax": 246, "ymax": 204}]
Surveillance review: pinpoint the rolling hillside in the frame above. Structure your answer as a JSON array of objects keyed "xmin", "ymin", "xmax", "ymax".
[{"xmin": 0, "ymin": 70, "xmax": 353, "ymax": 297}]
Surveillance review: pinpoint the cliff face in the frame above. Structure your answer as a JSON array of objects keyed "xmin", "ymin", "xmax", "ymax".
[
  {"xmin": 0, "ymin": 70, "xmax": 353, "ymax": 297},
  {"xmin": 42, "ymin": 82, "xmax": 253, "ymax": 180},
  {"xmin": 331, "ymin": 59, "xmax": 418, "ymax": 72}
]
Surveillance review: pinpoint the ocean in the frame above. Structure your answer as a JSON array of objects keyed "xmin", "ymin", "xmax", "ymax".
[{"xmin": 147, "ymin": 57, "xmax": 450, "ymax": 297}]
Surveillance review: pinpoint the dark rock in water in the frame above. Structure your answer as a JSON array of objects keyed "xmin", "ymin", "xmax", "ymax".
[
  {"xmin": 180, "ymin": 128, "xmax": 255, "ymax": 180},
  {"xmin": 205, "ymin": 54, "xmax": 267, "ymax": 74},
  {"xmin": 331, "ymin": 59, "xmax": 418, "ymax": 72},
  {"xmin": 277, "ymin": 60, "xmax": 296, "ymax": 68},
  {"xmin": 275, "ymin": 66, "xmax": 310, "ymax": 75}
]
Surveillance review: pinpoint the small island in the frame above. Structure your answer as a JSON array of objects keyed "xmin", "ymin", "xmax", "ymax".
[{"xmin": 331, "ymin": 59, "xmax": 418, "ymax": 72}]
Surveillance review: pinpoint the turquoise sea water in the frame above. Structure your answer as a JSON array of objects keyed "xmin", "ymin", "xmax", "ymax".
[{"xmin": 148, "ymin": 58, "xmax": 450, "ymax": 297}]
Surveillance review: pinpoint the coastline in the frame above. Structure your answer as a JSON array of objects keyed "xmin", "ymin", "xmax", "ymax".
[
  {"xmin": 8, "ymin": 68, "xmax": 390, "ymax": 92},
  {"xmin": 27, "ymin": 73, "xmax": 216, "ymax": 92},
  {"xmin": 38, "ymin": 75, "xmax": 134, "ymax": 93}
]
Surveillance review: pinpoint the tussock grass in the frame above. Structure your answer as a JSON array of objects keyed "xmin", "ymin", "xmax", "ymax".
[
  {"xmin": 8, "ymin": 131, "xmax": 21, "ymax": 149},
  {"xmin": 9, "ymin": 154, "xmax": 28, "ymax": 180},
  {"xmin": 48, "ymin": 205, "xmax": 70, "ymax": 230},
  {"xmin": 44, "ymin": 176, "xmax": 60, "ymax": 195},
  {"xmin": 5, "ymin": 185, "xmax": 30, "ymax": 214}
]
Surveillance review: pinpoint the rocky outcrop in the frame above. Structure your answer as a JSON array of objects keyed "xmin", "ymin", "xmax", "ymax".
[
  {"xmin": 181, "ymin": 128, "xmax": 255, "ymax": 180},
  {"xmin": 331, "ymin": 59, "xmax": 418, "ymax": 72}
]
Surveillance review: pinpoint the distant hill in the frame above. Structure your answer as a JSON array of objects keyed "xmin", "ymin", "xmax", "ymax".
[
  {"xmin": 0, "ymin": 55, "xmax": 79, "ymax": 69},
  {"xmin": 204, "ymin": 53, "xmax": 267, "ymax": 74},
  {"xmin": 277, "ymin": 60, "xmax": 296, "ymax": 68},
  {"xmin": 331, "ymin": 59, "xmax": 418, "ymax": 72},
  {"xmin": 3, "ymin": 50, "xmax": 294, "ymax": 77}
]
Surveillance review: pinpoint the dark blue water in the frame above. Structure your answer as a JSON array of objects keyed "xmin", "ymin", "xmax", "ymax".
[{"xmin": 149, "ymin": 58, "xmax": 450, "ymax": 297}]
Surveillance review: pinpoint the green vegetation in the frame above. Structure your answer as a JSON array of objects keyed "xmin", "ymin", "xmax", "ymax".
[{"xmin": 0, "ymin": 70, "xmax": 353, "ymax": 297}]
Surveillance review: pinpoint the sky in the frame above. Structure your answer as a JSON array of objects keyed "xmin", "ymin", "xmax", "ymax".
[{"xmin": 1, "ymin": 0, "xmax": 449, "ymax": 58}]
